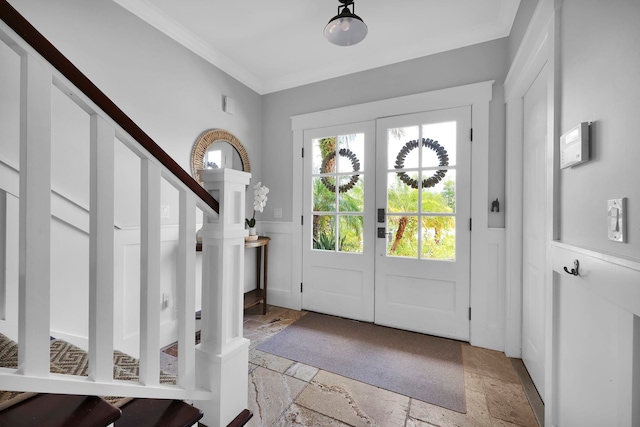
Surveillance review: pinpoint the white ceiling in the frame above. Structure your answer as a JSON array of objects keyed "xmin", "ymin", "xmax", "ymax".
[{"xmin": 113, "ymin": 0, "xmax": 520, "ymax": 95}]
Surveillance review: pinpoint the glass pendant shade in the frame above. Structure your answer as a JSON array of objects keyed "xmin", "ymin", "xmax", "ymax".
[{"xmin": 324, "ymin": 2, "xmax": 367, "ymax": 46}]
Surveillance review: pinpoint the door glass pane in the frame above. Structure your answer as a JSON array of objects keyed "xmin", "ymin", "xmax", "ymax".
[
  {"xmin": 311, "ymin": 132, "xmax": 366, "ymax": 253},
  {"xmin": 338, "ymin": 176, "xmax": 364, "ymax": 212},
  {"xmin": 313, "ymin": 177, "xmax": 336, "ymax": 212},
  {"xmin": 312, "ymin": 215, "xmax": 336, "ymax": 251},
  {"xmin": 387, "ymin": 172, "xmax": 418, "ymax": 213},
  {"xmin": 422, "ymin": 169, "xmax": 456, "ymax": 213},
  {"xmin": 421, "ymin": 216, "xmax": 456, "ymax": 260},
  {"xmin": 422, "ymin": 121, "xmax": 457, "ymax": 166},
  {"xmin": 386, "ymin": 215, "xmax": 418, "ymax": 258},
  {"xmin": 387, "ymin": 126, "xmax": 419, "ymax": 169},
  {"xmin": 313, "ymin": 136, "xmax": 336, "ymax": 173},
  {"xmin": 337, "ymin": 133, "xmax": 365, "ymax": 172},
  {"xmin": 338, "ymin": 215, "xmax": 363, "ymax": 253}
]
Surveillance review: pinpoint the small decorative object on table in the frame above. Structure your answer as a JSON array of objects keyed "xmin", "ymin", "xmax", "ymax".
[{"xmin": 245, "ymin": 182, "xmax": 269, "ymax": 241}]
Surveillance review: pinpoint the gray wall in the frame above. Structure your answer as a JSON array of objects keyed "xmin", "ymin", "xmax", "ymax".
[
  {"xmin": 508, "ymin": 0, "xmax": 540, "ymax": 67},
  {"xmin": 8, "ymin": 0, "xmax": 263, "ymax": 226},
  {"xmin": 559, "ymin": 0, "xmax": 640, "ymax": 258},
  {"xmin": 262, "ymin": 38, "xmax": 509, "ymax": 228}
]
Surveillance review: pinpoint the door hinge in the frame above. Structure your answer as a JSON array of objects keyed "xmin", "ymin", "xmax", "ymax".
[
  {"xmin": 300, "ymin": 283, "xmax": 303, "ymax": 293},
  {"xmin": 301, "ymin": 215, "xmax": 304, "ymax": 226},
  {"xmin": 301, "ymin": 147, "xmax": 304, "ymax": 158},
  {"xmin": 469, "ymin": 218, "xmax": 472, "ymax": 231},
  {"xmin": 470, "ymin": 128, "xmax": 473, "ymax": 142},
  {"xmin": 469, "ymin": 307, "xmax": 472, "ymax": 320}
]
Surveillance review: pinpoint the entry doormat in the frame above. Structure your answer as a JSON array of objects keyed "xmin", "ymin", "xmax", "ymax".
[{"xmin": 257, "ymin": 312, "xmax": 466, "ymax": 413}]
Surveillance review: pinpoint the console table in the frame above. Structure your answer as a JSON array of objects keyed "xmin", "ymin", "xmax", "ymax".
[
  {"xmin": 243, "ymin": 236, "xmax": 270, "ymax": 314},
  {"xmin": 196, "ymin": 236, "xmax": 270, "ymax": 314}
]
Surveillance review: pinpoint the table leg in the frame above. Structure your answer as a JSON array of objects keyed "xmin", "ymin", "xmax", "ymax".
[
  {"xmin": 255, "ymin": 246, "xmax": 262, "ymax": 313},
  {"xmin": 263, "ymin": 243, "xmax": 268, "ymax": 315}
]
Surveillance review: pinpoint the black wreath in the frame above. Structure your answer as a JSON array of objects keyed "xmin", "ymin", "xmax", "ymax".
[
  {"xmin": 320, "ymin": 148, "xmax": 361, "ymax": 193},
  {"xmin": 395, "ymin": 138, "xmax": 449, "ymax": 189}
]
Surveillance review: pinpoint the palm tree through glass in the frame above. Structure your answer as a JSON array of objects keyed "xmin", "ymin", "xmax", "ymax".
[
  {"xmin": 386, "ymin": 122, "xmax": 457, "ymax": 260},
  {"xmin": 312, "ymin": 134, "xmax": 365, "ymax": 253}
]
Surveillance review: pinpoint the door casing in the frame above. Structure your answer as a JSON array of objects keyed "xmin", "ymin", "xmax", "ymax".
[{"xmin": 290, "ymin": 81, "xmax": 496, "ymax": 348}]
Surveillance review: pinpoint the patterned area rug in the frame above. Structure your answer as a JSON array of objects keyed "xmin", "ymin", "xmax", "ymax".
[{"xmin": 0, "ymin": 333, "xmax": 176, "ymax": 408}]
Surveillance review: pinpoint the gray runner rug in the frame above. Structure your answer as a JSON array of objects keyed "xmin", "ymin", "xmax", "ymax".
[{"xmin": 257, "ymin": 312, "xmax": 466, "ymax": 413}]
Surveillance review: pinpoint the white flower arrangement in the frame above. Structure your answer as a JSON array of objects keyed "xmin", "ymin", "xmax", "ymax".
[{"xmin": 246, "ymin": 182, "xmax": 269, "ymax": 227}]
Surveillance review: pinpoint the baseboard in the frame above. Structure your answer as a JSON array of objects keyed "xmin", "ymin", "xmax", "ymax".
[{"xmin": 50, "ymin": 331, "xmax": 88, "ymax": 351}]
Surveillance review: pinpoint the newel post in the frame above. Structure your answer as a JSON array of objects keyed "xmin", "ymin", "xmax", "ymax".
[{"xmin": 195, "ymin": 169, "xmax": 250, "ymax": 427}]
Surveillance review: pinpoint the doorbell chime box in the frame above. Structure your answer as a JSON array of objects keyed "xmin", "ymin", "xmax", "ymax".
[{"xmin": 560, "ymin": 122, "xmax": 589, "ymax": 169}]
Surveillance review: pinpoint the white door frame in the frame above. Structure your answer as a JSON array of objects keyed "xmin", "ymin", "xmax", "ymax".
[
  {"xmin": 504, "ymin": 0, "xmax": 561, "ymax": 423},
  {"xmin": 291, "ymin": 81, "xmax": 496, "ymax": 348}
]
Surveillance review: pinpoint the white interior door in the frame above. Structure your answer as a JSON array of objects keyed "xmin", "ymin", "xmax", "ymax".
[
  {"xmin": 374, "ymin": 107, "xmax": 472, "ymax": 340},
  {"xmin": 522, "ymin": 64, "xmax": 547, "ymax": 400},
  {"xmin": 302, "ymin": 122, "xmax": 376, "ymax": 321}
]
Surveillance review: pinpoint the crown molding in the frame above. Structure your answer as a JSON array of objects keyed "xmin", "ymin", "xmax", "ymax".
[
  {"xmin": 112, "ymin": 0, "xmax": 264, "ymax": 94},
  {"xmin": 113, "ymin": 0, "xmax": 520, "ymax": 95}
]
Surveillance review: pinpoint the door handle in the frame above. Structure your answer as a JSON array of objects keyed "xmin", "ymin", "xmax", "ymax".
[
  {"xmin": 386, "ymin": 230, "xmax": 394, "ymax": 244},
  {"xmin": 378, "ymin": 227, "xmax": 394, "ymax": 243}
]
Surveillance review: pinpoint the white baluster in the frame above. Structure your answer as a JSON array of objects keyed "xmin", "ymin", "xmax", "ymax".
[
  {"xmin": 88, "ymin": 114, "xmax": 115, "ymax": 382},
  {"xmin": 177, "ymin": 189, "xmax": 196, "ymax": 389},
  {"xmin": 18, "ymin": 54, "xmax": 51, "ymax": 377},
  {"xmin": 0, "ymin": 188, "xmax": 7, "ymax": 321},
  {"xmin": 140, "ymin": 159, "xmax": 161, "ymax": 386},
  {"xmin": 195, "ymin": 168, "xmax": 250, "ymax": 427}
]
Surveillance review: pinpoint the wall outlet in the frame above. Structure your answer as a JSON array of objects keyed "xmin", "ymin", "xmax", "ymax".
[{"xmin": 274, "ymin": 208, "xmax": 283, "ymax": 219}]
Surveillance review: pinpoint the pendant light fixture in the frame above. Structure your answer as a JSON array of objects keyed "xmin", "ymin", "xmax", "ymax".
[{"xmin": 324, "ymin": 0, "xmax": 368, "ymax": 46}]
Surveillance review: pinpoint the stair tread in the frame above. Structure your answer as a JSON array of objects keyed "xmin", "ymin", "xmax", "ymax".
[
  {"xmin": 227, "ymin": 409, "xmax": 253, "ymax": 427},
  {"xmin": 0, "ymin": 393, "xmax": 121, "ymax": 427},
  {"xmin": 116, "ymin": 398, "xmax": 203, "ymax": 427}
]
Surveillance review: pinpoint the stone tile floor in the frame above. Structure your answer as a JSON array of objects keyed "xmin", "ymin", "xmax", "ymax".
[{"xmin": 163, "ymin": 305, "xmax": 539, "ymax": 427}]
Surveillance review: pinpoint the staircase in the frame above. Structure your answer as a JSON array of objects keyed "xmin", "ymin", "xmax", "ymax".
[
  {"xmin": 0, "ymin": 332, "xmax": 204, "ymax": 426},
  {"xmin": 0, "ymin": 1, "xmax": 251, "ymax": 425}
]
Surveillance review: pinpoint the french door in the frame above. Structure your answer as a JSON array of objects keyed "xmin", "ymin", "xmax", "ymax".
[
  {"xmin": 301, "ymin": 122, "xmax": 376, "ymax": 322},
  {"xmin": 374, "ymin": 107, "xmax": 471, "ymax": 340},
  {"xmin": 302, "ymin": 107, "xmax": 471, "ymax": 340}
]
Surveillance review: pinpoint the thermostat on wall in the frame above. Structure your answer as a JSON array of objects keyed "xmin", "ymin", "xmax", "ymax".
[{"xmin": 560, "ymin": 122, "xmax": 590, "ymax": 169}]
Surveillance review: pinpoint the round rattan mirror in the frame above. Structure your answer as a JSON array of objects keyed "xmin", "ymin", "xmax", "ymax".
[{"xmin": 190, "ymin": 129, "xmax": 251, "ymax": 185}]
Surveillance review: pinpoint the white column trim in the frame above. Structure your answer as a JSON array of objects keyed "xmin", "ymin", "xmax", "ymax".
[
  {"xmin": 504, "ymin": 0, "xmax": 560, "ymax": 358},
  {"xmin": 195, "ymin": 168, "xmax": 250, "ymax": 427},
  {"xmin": 505, "ymin": 1, "xmax": 562, "ymax": 425}
]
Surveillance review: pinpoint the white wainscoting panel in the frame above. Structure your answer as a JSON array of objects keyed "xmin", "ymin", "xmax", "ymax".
[
  {"xmin": 49, "ymin": 217, "xmax": 90, "ymax": 348},
  {"xmin": 470, "ymin": 228, "xmax": 506, "ymax": 351},
  {"xmin": 258, "ymin": 221, "xmax": 298, "ymax": 310},
  {"xmin": 0, "ymin": 190, "xmax": 19, "ymax": 340},
  {"xmin": 549, "ymin": 242, "xmax": 640, "ymax": 427},
  {"xmin": 114, "ymin": 226, "xmax": 186, "ymax": 358}
]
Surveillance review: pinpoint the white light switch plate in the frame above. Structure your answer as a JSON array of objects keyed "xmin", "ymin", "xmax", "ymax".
[{"xmin": 607, "ymin": 198, "xmax": 626, "ymax": 243}]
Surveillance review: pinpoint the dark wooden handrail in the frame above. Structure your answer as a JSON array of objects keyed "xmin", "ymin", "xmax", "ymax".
[{"xmin": 0, "ymin": 1, "xmax": 218, "ymax": 213}]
